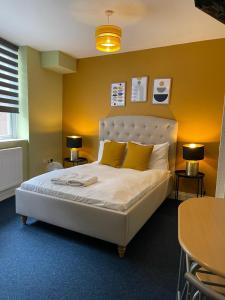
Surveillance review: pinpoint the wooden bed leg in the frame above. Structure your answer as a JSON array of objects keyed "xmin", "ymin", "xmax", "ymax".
[
  {"xmin": 118, "ymin": 245, "xmax": 126, "ymax": 258},
  {"xmin": 20, "ymin": 215, "xmax": 27, "ymax": 225}
]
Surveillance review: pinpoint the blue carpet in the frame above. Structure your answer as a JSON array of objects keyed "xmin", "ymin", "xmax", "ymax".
[{"xmin": 0, "ymin": 197, "xmax": 179, "ymax": 300}]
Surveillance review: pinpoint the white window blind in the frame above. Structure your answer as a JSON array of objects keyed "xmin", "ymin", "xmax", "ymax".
[{"xmin": 0, "ymin": 37, "xmax": 19, "ymax": 113}]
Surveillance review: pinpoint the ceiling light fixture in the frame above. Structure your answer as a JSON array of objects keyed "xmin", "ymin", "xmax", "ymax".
[{"xmin": 96, "ymin": 10, "xmax": 121, "ymax": 53}]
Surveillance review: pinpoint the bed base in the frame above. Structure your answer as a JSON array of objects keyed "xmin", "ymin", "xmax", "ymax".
[
  {"xmin": 118, "ymin": 246, "xmax": 126, "ymax": 258},
  {"xmin": 19, "ymin": 210, "xmax": 127, "ymax": 258},
  {"xmin": 19, "ymin": 212, "xmax": 126, "ymax": 258},
  {"xmin": 16, "ymin": 176, "xmax": 171, "ymax": 257},
  {"xmin": 20, "ymin": 215, "xmax": 27, "ymax": 225}
]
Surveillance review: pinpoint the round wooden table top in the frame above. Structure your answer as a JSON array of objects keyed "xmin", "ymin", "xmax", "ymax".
[{"xmin": 178, "ymin": 197, "xmax": 225, "ymax": 278}]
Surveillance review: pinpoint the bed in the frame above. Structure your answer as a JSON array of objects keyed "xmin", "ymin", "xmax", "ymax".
[{"xmin": 16, "ymin": 115, "xmax": 178, "ymax": 257}]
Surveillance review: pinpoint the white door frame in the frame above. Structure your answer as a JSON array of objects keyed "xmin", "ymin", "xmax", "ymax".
[{"xmin": 216, "ymin": 96, "xmax": 225, "ymax": 198}]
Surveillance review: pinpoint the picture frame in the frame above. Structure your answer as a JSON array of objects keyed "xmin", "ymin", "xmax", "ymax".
[
  {"xmin": 111, "ymin": 82, "xmax": 126, "ymax": 107},
  {"xmin": 131, "ymin": 76, "xmax": 148, "ymax": 102},
  {"xmin": 152, "ymin": 78, "xmax": 172, "ymax": 105}
]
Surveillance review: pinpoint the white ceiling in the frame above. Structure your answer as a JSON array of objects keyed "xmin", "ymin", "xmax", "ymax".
[{"xmin": 0, "ymin": 0, "xmax": 224, "ymax": 58}]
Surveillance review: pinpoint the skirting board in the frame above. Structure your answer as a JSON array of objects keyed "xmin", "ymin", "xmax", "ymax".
[{"xmin": 0, "ymin": 186, "xmax": 17, "ymax": 202}]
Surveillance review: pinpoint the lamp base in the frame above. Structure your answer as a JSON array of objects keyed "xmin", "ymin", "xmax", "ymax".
[
  {"xmin": 186, "ymin": 161, "xmax": 199, "ymax": 176},
  {"xmin": 70, "ymin": 149, "xmax": 79, "ymax": 161}
]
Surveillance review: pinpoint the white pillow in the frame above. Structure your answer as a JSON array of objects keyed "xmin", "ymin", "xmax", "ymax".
[
  {"xmin": 149, "ymin": 142, "xmax": 169, "ymax": 170},
  {"xmin": 98, "ymin": 140, "xmax": 106, "ymax": 161}
]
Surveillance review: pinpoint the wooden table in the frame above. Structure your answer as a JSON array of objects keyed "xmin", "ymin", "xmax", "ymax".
[{"xmin": 178, "ymin": 197, "xmax": 225, "ymax": 279}]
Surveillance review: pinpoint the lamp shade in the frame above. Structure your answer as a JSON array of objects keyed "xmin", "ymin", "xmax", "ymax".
[
  {"xmin": 183, "ymin": 144, "xmax": 204, "ymax": 161},
  {"xmin": 66, "ymin": 136, "xmax": 82, "ymax": 148},
  {"xmin": 96, "ymin": 25, "xmax": 121, "ymax": 52}
]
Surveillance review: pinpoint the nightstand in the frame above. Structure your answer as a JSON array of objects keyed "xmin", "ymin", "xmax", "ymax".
[
  {"xmin": 175, "ymin": 170, "xmax": 205, "ymax": 201},
  {"xmin": 63, "ymin": 157, "xmax": 88, "ymax": 168}
]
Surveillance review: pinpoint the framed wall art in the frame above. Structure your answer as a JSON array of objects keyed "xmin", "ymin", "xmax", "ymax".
[
  {"xmin": 152, "ymin": 78, "xmax": 172, "ymax": 104},
  {"xmin": 131, "ymin": 76, "xmax": 148, "ymax": 102},
  {"xmin": 111, "ymin": 82, "xmax": 126, "ymax": 107}
]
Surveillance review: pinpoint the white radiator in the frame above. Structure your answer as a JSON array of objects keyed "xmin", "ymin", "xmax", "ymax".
[{"xmin": 0, "ymin": 147, "xmax": 23, "ymax": 200}]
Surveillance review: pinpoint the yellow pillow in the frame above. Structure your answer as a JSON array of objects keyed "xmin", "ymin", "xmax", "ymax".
[
  {"xmin": 122, "ymin": 142, "xmax": 154, "ymax": 171},
  {"xmin": 100, "ymin": 141, "xmax": 126, "ymax": 168}
]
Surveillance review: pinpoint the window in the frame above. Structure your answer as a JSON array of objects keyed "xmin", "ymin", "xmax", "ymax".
[
  {"xmin": 0, "ymin": 112, "xmax": 17, "ymax": 139},
  {"xmin": 0, "ymin": 37, "xmax": 19, "ymax": 139}
]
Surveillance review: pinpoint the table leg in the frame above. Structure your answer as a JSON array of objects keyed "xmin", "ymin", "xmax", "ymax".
[
  {"xmin": 177, "ymin": 250, "xmax": 200, "ymax": 300},
  {"xmin": 197, "ymin": 178, "xmax": 199, "ymax": 198},
  {"xmin": 201, "ymin": 178, "xmax": 205, "ymax": 197},
  {"xmin": 200, "ymin": 178, "xmax": 204, "ymax": 197},
  {"xmin": 185, "ymin": 254, "xmax": 192, "ymax": 300},
  {"xmin": 176, "ymin": 176, "xmax": 180, "ymax": 201},
  {"xmin": 175, "ymin": 176, "xmax": 178, "ymax": 200},
  {"xmin": 177, "ymin": 248, "xmax": 186, "ymax": 300}
]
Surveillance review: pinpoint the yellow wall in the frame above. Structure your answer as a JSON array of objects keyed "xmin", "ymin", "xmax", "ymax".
[
  {"xmin": 27, "ymin": 47, "xmax": 62, "ymax": 177},
  {"xmin": 63, "ymin": 39, "xmax": 225, "ymax": 196},
  {"xmin": 19, "ymin": 46, "xmax": 63, "ymax": 178}
]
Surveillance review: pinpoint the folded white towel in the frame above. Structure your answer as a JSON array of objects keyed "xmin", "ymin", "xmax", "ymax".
[{"xmin": 51, "ymin": 173, "xmax": 98, "ymax": 187}]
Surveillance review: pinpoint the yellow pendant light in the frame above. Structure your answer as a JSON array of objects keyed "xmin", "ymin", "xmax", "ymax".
[{"xmin": 96, "ymin": 10, "xmax": 121, "ymax": 53}]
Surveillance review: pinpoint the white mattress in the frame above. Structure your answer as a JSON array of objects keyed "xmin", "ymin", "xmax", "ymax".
[{"xmin": 20, "ymin": 162, "xmax": 171, "ymax": 212}]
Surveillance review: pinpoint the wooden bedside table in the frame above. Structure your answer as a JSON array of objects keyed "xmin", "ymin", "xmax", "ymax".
[
  {"xmin": 63, "ymin": 157, "xmax": 88, "ymax": 168},
  {"xmin": 175, "ymin": 170, "xmax": 205, "ymax": 201}
]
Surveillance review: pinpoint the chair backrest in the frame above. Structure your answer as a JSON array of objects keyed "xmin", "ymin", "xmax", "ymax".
[{"xmin": 185, "ymin": 272, "xmax": 225, "ymax": 300}]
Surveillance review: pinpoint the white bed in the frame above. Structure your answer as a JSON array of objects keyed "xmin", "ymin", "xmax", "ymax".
[{"xmin": 16, "ymin": 115, "xmax": 178, "ymax": 257}]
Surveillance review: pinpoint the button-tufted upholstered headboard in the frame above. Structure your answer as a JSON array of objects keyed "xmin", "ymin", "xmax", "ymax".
[{"xmin": 99, "ymin": 115, "xmax": 178, "ymax": 172}]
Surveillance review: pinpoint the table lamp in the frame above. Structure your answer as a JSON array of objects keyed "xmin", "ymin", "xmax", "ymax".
[
  {"xmin": 183, "ymin": 143, "xmax": 204, "ymax": 176},
  {"xmin": 67, "ymin": 136, "xmax": 82, "ymax": 161}
]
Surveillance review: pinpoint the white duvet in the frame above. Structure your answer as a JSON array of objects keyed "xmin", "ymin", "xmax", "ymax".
[{"xmin": 20, "ymin": 162, "xmax": 170, "ymax": 212}]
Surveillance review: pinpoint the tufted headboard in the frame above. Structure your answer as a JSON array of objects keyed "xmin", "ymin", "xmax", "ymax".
[{"xmin": 99, "ymin": 115, "xmax": 178, "ymax": 172}]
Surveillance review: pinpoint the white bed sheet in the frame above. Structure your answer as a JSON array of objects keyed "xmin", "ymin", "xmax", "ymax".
[{"xmin": 20, "ymin": 162, "xmax": 170, "ymax": 212}]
